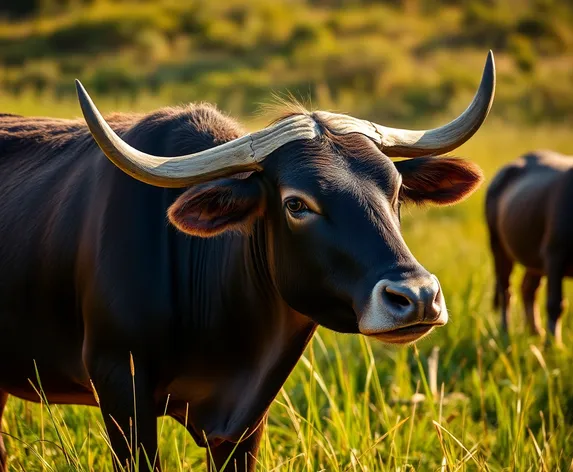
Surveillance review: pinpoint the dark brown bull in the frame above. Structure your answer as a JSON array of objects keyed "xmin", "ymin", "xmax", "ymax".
[
  {"xmin": 0, "ymin": 53, "xmax": 494, "ymax": 471},
  {"xmin": 486, "ymin": 150, "xmax": 572, "ymax": 345}
]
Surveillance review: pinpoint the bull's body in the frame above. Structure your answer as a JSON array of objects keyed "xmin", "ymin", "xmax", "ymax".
[
  {"xmin": 0, "ymin": 109, "xmax": 315, "ymax": 468},
  {"xmin": 486, "ymin": 150, "xmax": 573, "ymax": 342}
]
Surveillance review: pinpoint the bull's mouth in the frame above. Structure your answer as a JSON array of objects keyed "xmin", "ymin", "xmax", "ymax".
[{"xmin": 372, "ymin": 323, "xmax": 438, "ymax": 344}]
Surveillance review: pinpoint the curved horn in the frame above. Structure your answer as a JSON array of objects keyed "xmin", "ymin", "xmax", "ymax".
[
  {"xmin": 75, "ymin": 80, "xmax": 318, "ymax": 188},
  {"xmin": 372, "ymin": 50, "xmax": 495, "ymax": 157}
]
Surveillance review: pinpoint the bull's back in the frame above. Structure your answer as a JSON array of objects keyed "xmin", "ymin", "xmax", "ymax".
[
  {"xmin": 0, "ymin": 117, "xmax": 105, "ymax": 393},
  {"xmin": 487, "ymin": 151, "xmax": 573, "ymax": 271},
  {"xmin": 0, "ymin": 113, "xmax": 178, "ymax": 398},
  {"xmin": 0, "ymin": 117, "xmax": 95, "ymax": 309}
]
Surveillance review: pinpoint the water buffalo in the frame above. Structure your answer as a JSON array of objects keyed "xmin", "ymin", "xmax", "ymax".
[
  {"xmin": 0, "ymin": 52, "xmax": 494, "ymax": 471},
  {"xmin": 486, "ymin": 149, "xmax": 571, "ymax": 345}
]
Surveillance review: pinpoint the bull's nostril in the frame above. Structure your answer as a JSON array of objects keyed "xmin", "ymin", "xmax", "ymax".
[
  {"xmin": 434, "ymin": 285, "xmax": 442, "ymax": 304},
  {"xmin": 383, "ymin": 287, "xmax": 412, "ymax": 308},
  {"xmin": 373, "ymin": 277, "xmax": 444, "ymax": 327}
]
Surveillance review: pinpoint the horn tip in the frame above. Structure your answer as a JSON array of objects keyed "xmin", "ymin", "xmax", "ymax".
[
  {"xmin": 486, "ymin": 50, "xmax": 495, "ymax": 72},
  {"xmin": 74, "ymin": 79, "xmax": 98, "ymax": 123},
  {"xmin": 74, "ymin": 79, "xmax": 84, "ymax": 95},
  {"xmin": 485, "ymin": 51, "xmax": 495, "ymax": 80},
  {"xmin": 482, "ymin": 50, "xmax": 496, "ymax": 102},
  {"xmin": 75, "ymin": 79, "xmax": 90, "ymax": 109}
]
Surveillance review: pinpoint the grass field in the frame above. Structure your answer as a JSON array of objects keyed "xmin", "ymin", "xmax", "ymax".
[{"xmin": 1, "ymin": 99, "xmax": 572, "ymax": 471}]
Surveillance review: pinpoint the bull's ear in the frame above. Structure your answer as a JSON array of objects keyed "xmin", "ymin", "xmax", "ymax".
[
  {"xmin": 394, "ymin": 157, "xmax": 483, "ymax": 205},
  {"xmin": 168, "ymin": 174, "xmax": 265, "ymax": 237}
]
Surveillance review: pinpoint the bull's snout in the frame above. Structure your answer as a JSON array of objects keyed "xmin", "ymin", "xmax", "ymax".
[
  {"xmin": 381, "ymin": 278, "xmax": 442, "ymax": 324},
  {"xmin": 359, "ymin": 275, "xmax": 448, "ymax": 343}
]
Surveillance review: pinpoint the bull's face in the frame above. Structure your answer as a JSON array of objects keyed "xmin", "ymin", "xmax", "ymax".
[{"xmin": 168, "ymin": 126, "xmax": 482, "ymax": 344}]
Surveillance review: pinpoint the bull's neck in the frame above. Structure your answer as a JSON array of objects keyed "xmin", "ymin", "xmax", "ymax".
[
  {"xmin": 213, "ymin": 220, "xmax": 280, "ymax": 319},
  {"xmin": 179, "ymin": 220, "xmax": 310, "ymax": 356},
  {"xmin": 168, "ymin": 220, "xmax": 316, "ymax": 439}
]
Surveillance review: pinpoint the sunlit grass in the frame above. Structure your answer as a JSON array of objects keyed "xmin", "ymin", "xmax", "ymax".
[{"xmin": 1, "ymin": 107, "xmax": 572, "ymax": 471}]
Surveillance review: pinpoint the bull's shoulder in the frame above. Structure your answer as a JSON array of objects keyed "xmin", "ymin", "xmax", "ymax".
[
  {"xmin": 0, "ymin": 114, "xmax": 95, "ymax": 156},
  {"xmin": 124, "ymin": 103, "xmax": 246, "ymax": 156},
  {"xmin": 0, "ymin": 103, "xmax": 245, "ymax": 159}
]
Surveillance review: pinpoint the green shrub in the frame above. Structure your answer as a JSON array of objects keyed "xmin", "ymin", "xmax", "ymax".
[
  {"xmin": 516, "ymin": 14, "xmax": 568, "ymax": 54},
  {"xmin": 87, "ymin": 64, "xmax": 141, "ymax": 98},
  {"xmin": 508, "ymin": 34, "xmax": 537, "ymax": 73},
  {"xmin": 462, "ymin": 0, "xmax": 515, "ymax": 49}
]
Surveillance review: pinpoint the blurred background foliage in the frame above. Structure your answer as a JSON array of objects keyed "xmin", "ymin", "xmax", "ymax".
[{"xmin": 1, "ymin": 0, "xmax": 572, "ymax": 124}]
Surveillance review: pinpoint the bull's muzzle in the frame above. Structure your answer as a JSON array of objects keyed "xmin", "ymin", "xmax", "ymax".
[{"xmin": 359, "ymin": 274, "xmax": 448, "ymax": 344}]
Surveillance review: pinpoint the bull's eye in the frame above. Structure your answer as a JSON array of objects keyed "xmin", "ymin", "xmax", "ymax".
[{"xmin": 285, "ymin": 198, "xmax": 307, "ymax": 215}]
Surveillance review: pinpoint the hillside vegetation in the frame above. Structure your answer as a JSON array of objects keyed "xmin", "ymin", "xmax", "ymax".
[{"xmin": 1, "ymin": 0, "xmax": 573, "ymax": 123}]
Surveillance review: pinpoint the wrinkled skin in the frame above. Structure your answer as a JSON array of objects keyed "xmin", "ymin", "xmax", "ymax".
[
  {"xmin": 486, "ymin": 150, "xmax": 573, "ymax": 345},
  {"xmin": 0, "ymin": 109, "xmax": 482, "ymax": 471}
]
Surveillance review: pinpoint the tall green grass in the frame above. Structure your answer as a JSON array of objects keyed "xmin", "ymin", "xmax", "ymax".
[{"xmin": 1, "ymin": 116, "xmax": 572, "ymax": 471}]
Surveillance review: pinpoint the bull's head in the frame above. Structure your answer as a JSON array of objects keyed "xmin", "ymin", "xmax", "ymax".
[{"xmin": 76, "ymin": 52, "xmax": 495, "ymax": 344}]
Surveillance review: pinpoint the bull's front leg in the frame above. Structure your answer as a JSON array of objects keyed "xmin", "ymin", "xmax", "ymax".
[
  {"xmin": 207, "ymin": 421, "xmax": 264, "ymax": 472},
  {"xmin": 86, "ymin": 354, "xmax": 160, "ymax": 471}
]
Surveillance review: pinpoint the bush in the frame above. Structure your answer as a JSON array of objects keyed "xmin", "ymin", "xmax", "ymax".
[
  {"xmin": 87, "ymin": 65, "xmax": 141, "ymax": 98},
  {"xmin": 516, "ymin": 15, "xmax": 568, "ymax": 54},
  {"xmin": 509, "ymin": 34, "xmax": 537, "ymax": 73},
  {"xmin": 462, "ymin": 0, "xmax": 515, "ymax": 49}
]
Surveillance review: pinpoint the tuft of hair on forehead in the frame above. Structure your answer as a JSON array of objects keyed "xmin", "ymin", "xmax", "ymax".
[
  {"xmin": 258, "ymin": 97, "xmax": 391, "ymax": 169},
  {"xmin": 257, "ymin": 93, "xmax": 311, "ymax": 126}
]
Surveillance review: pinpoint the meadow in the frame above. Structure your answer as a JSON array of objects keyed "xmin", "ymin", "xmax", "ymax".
[{"xmin": 2, "ymin": 0, "xmax": 573, "ymax": 471}]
